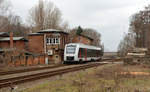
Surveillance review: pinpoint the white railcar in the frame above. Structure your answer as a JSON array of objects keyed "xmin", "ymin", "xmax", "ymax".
[{"xmin": 64, "ymin": 43, "xmax": 102, "ymax": 63}]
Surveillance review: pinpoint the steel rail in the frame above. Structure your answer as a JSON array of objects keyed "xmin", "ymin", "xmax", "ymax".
[
  {"xmin": 0, "ymin": 59, "xmax": 109, "ymax": 76},
  {"xmin": 0, "ymin": 64, "xmax": 66, "ymax": 76},
  {"xmin": 0, "ymin": 58, "xmax": 122, "ymax": 76},
  {"xmin": 0, "ymin": 63, "xmax": 105, "ymax": 88}
]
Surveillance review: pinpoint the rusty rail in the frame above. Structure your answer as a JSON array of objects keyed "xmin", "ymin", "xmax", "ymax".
[
  {"xmin": 0, "ymin": 64, "xmax": 66, "ymax": 76},
  {"xmin": 0, "ymin": 58, "xmax": 122, "ymax": 76},
  {"xmin": 0, "ymin": 63, "xmax": 105, "ymax": 88}
]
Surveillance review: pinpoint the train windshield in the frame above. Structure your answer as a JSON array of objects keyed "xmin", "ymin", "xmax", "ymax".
[{"xmin": 66, "ymin": 45, "xmax": 76, "ymax": 54}]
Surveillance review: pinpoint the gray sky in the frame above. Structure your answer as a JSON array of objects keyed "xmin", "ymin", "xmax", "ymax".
[{"xmin": 10, "ymin": 0, "xmax": 150, "ymax": 51}]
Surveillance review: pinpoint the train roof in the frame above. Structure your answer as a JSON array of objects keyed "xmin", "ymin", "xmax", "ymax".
[{"xmin": 66, "ymin": 43, "xmax": 101, "ymax": 50}]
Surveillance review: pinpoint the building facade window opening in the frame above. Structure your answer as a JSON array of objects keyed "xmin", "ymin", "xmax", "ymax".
[
  {"xmin": 56, "ymin": 38, "xmax": 60, "ymax": 44},
  {"xmin": 46, "ymin": 38, "xmax": 50, "ymax": 45},
  {"xmin": 46, "ymin": 38, "xmax": 48, "ymax": 43},
  {"xmin": 46, "ymin": 37, "xmax": 60, "ymax": 45},
  {"xmin": 49, "ymin": 38, "xmax": 52, "ymax": 44},
  {"xmin": 53, "ymin": 38, "xmax": 56, "ymax": 44}
]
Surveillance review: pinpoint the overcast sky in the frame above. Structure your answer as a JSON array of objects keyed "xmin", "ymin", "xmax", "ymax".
[{"xmin": 10, "ymin": 0, "xmax": 150, "ymax": 51}]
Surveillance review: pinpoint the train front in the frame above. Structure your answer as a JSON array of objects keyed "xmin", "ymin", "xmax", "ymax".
[{"xmin": 64, "ymin": 44, "xmax": 79, "ymax": 63}]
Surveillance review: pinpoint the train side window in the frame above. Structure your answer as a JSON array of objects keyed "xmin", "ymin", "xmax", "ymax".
[
  {"xmin": 87, "ymin": 49, "xmax": 91, "ymax": 57},
  {"xmin": 79, "ymin": 48, "xmax": 100, "ymax": 58}
]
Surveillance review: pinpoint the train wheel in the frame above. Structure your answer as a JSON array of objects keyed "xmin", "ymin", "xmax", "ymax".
[
  {"xmin": 99, "ymin": 58, "xmax": 102, "ymax": 62},
  {"xmin": 79, "ymin": 59, "xmax": 82, "ymax": 63}
]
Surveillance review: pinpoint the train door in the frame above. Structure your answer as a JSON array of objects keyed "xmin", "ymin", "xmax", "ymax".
[{"xmin": 79, "ymin": 48, "xmax": 87, "ymax": 61}]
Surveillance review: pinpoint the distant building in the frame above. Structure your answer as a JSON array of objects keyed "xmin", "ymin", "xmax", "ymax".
[
  {"xmin": 28, "ymin": 29, "xmax": 69, "ymax": 63},
  {"xmin": 71, "ymin": 34, "xmax": 93, "ymax": 45}
]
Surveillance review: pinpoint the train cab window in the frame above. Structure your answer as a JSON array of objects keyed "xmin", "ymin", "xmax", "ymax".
[{"xmin": 66, "ymin": 45, "xmax": 76, "ymax": 54}]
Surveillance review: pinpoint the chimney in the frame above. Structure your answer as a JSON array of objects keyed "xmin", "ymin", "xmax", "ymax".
[{"xmin": 10, "ymin": 32, "xmax": 13, "ymax": 48}]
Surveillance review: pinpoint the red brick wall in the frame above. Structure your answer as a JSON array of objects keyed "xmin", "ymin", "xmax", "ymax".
[
  {"xmin": 60, "ymin": 34, "xmax": 69, "ymax": 49},
  {"xmin": 14, "ymin": 41, "xmax": 26, "ymax": 50},
  {"xmin": 0, "ymin": 41, "xmax": 26, "ymax": 50},
  {"xmin": 45, "ymin": 33, "xmax": 68, "ymax": 50},
  {"xmin": 45, "ymin": 33, "xmax": 68, "ymax": 63},
  {"xmin": 72, "ymin": 35, "xmax": 92, "ymax": 45},
  {"xmin": 28, "ymin": 33, "xmax": 68, "ymax": 63},
  {"xmin": 0, "ymin": 41, "xmax": 9, "ymax": 48},
  {"xmin": 28, "ymin": 35, "xmax": 44, "ymax": 54},
  {"xmin": 8, "ymin": 55, "xmax": 45, "ymax": 67}
]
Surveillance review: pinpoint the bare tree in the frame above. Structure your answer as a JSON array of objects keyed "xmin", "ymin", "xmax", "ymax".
[
  {"xmin": 0, "ymin": 0, "xmax": 11, "ymax": 31},
  {"xmin": 60, "ymin": 21, "xmax": 69, "ymax": 32},
  {"xmin": 118, "ymin": 32, "xmax": 136, "ymax": 56},
  {"xmin": 8, "ymin": 15, "xmax": 29, "ymax": 36},
  {"xmin": 0, "ymin": 0, "xmax": 29, "ymax": 36},
  {"xmin": 84, "ymin": 28, "xmax": 101, "ymax": 46},
  {"xmin": 130, "ymin": 5, "xmax": 150, "ymax": 48},
  {"xmin": 118, "ymin": 5, "xmax": 150, "ymax": 56},
  {"xmin": 28, "ymin": 0, "xmax": 67, "ymax": 32}
]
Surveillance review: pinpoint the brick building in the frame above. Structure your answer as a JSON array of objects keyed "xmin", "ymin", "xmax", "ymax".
[
  {"xmin": 0, "ymin": 32, "xmax": 28, "ymax": 51},
  {"xmin": 28, "ymin": 29, "xmax": 69, "ymax": 63},
  {"xmin": 71, "ymin": 34, "xmax": 93, "ymax": 45}
]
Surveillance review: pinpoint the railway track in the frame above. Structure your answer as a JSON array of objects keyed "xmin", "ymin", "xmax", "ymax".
[
  {"xmin": 0, "ymin": 58, "xmax": 115, "ymax": 76},
  {"xmin": 0, "ymin": 62, "xmax": 106, "ymax": 89},
  {"xmin": 0, "ymin": 64, "xmax": 66, "ymax": 76},
  {"xmin": 0, "ymin": 58, "xmax": 122, "ymax": 76}
]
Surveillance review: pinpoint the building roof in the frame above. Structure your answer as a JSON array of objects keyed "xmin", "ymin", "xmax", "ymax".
[
  {"xmin": 0, "ymin": 32, "xmax": 9, "ymax": 37},
  {"xmin": 37, "ymin": 29, "xmax": 69, "ymax": 34},
  {"xmin": 0, "ymin": 37, "xmax": 28, "ymax": 42},
  {"xmin": 28, "ymin": 33, "xmax": 43, "ymax": 36}
]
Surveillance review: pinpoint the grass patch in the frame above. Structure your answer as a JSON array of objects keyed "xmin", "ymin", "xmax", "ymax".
[{"xmin": 21, "ymin": 64, "xmax": 150, "ymax": 92}]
